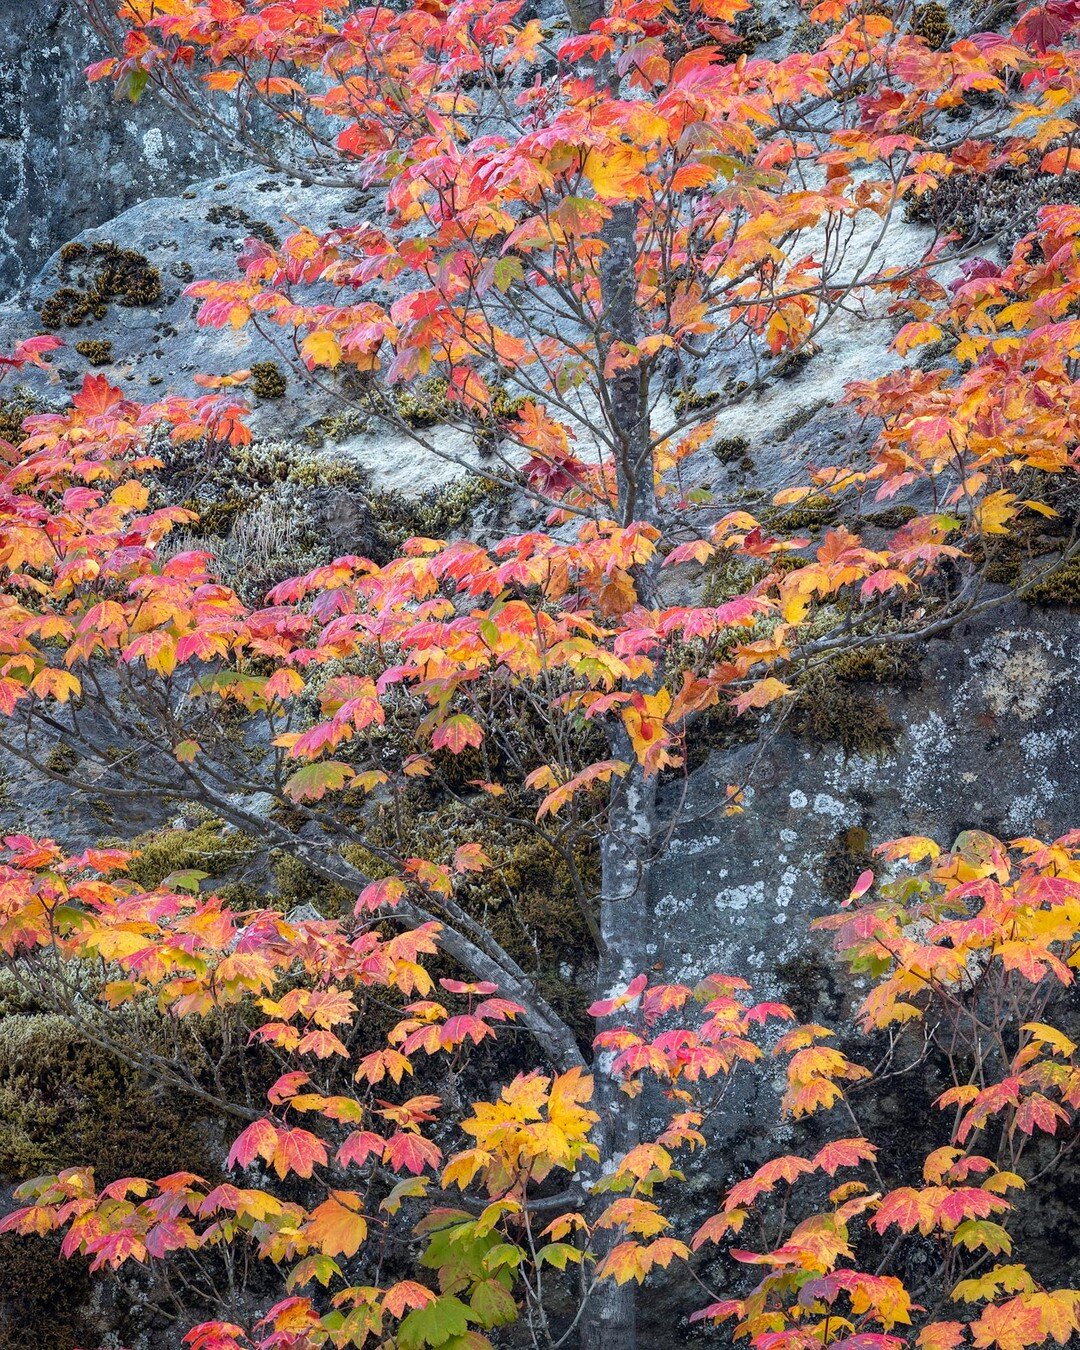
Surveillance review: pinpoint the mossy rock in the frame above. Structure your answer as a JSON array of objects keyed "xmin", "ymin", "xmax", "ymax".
[
  {"xmin": 41, "ymin": 241, "xmax": 162, "ymax": 329},
  {"xmin": 73, "ymin": 338, "xmax": 113, "ymax": 366},
  {"xmin": 118, "ymin": 818, "xmax": 257, "ymax": 891},
  {"xmin": 0, "ymin": 1011, "xmax": 215, "ymax": 1182},
  {"xmin": 251, "ymin": 360, "xmax": 287, "ymax": 400},
  {"xmin": 1023, "ymin": 556, "xmax": 1080, "ymax": 607}
]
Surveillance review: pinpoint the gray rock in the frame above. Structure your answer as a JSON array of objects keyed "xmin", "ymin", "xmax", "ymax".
[{"xmin": 0, "ymin": 0, "xmax": 232, "ymax": 293}]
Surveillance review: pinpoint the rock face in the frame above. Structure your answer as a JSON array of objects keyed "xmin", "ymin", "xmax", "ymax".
[{"xmin": 0, "ymin": 0, "xmax": 229, "ymax": 293}]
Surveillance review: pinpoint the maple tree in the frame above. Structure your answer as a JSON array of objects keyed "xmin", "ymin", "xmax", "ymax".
[{"xmin": 2, "ymin": 0, "xmax": 1080, "ymax": 1344}]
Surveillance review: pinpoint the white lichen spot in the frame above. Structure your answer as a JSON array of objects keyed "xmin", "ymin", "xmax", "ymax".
[
  {"xmin": 789, "ymin": 790, "xmax": 808, "ymax": 809},
  {"xmin": 976, "ymin": 631, "xmax": 1064, "ymax": 721},
  {"xmin": 813, "ymin": 792, "xmax": 846, "ymax": 822}
]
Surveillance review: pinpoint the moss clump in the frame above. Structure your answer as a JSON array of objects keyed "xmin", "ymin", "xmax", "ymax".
[
  {"xmin": 827, "ymin": 642, "xmax": 923, "ymax": 689},
  {"xmin": 712, "ymin": 435, "xmax": 750, "ymax": 464},
  {"xmin": 119, "ymin": 818, "xmax": 256, "ymax": 891},
  {"xmin": 865, "ymin": 504, "xmax": 918, "ymax": 529},
  {"xmin": 0, "ymin": 389, "xmax": 44, "ymax": 449},
  {"xmin": 0, "ymin": 1236, "xmax": 95, "ymax": 1350},
  {"xmin": 44, "ymin": 743, "xmax": 80, "ymax": 775},
  {"xmin": 369, "ymin": 474, "xmax": 510, "ymax": 553},
  {"xmin": 273, "ymin": 851, "xmax": 352, "ymax": 917},
  {"xmin": 73, "ymin": 338, "xmax": 113, "ymax": 366},
  {"xmin": 477, "ymin": 386, "xmax": 530, "ymax": 454},
  {"xmin": 184, "ymin": 493, "xmax": 247, "ymax": 538},
  {"xmin": 775, "ymin": 950, "xmax": 830, "ymax": 1023},
  {"xmin": 767, "ymin": 494, "xmax": 838, "ymax": 532},
  {"xmin": 791, "ymin": 643, "xmax": 920, "ymax": 756},
  {"xmin": 395, "ymin": 377, "xmax": 453, "ymax": 428},
  {"xmin": 1023, "ymin": 556, "xmax": 1080, "ymax": 607},
  {"xmin": 251, "ymin": 360, "xmax": 287, "ymax": 400},
  {"xmin": 913, "ymin": 0, "xmax": 953, "ymax": 48},
  {"xmin": 673, "ymin": 385, "xmax": 721, "ymax": 417},
  {"xmin": 0, "ymin": 1009, "xmax": 214, "ymax": 1182},
  {"xmin": 205, "ymin": 202, "xmax": 280, "ymax": 247},
  {"xmin": 41, "ymin": 241, "xmax": 162, "ymax": 329},
  {"xmin": 791, "ymin": 672, "xmax": 896, "ymax": 757}
]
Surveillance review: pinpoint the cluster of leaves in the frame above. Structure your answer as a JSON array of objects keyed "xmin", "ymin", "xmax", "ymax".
[{"xmin": 4, "ymin": 828, "xmax": 1080, "ymax": 1350}]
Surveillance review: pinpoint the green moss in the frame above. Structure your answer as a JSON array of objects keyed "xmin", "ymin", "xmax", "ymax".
[
  {"xmin": 185, "ymin": 493, "xmax": 247, "ymax": 538},
  {"xmin": 395, "ymin": 377, "xmax": 453, "ymax": 428},
  {"xmin": 0, "ymin": 1236, "xmax": 95, "ymax": 1350},
  {"xmin": 820, "ymin": 825, "xmax": 877, "ymax": 903},
  {"xmin": 775, "ymin": 951, "xmax": 830, "ymax": 1023},
  {"xmin": 913, "ymin": 0, "xmax": 953, "ymax": 47},
  {"xmin": 791, "ymin": 672, "xmax": 896, "ymax": 757},
  {"xmin": 251, "ymin": 360, "xmax": 287, "ymax": 400},
  {"xmin": 119, "ymin": 818, "xmax": 256, "ymax": 891},
  {"xmin": 827, "ymin": 643, "xmax": 922, "ymax": 688},
  {"xmin": 44, "ymin": 743, "xmax": 80, "ymax": 775},
  {"xmin": 205, "ymin": 203, "xmax": 280, "ymax": 248},
  {"xmin": 864, "ymin": 504, "xmax": 918, "ymax": 529},
  {"xmin": 790, "ymin": 642, "xmax": 920, "ymax": 756},
  {"xmin": 0, "ymin": 390, "xmax": 43, "ymax": 448},
  {"xmin": 0, "ymin": 1011, "xmax": 214, "ymax": 1183},
  {"xmin": 40, "ymin": 241, "xmax": 162, "ymax": 329},
  {"xmin": 673, "ymin": 385, "xmax": 721, "ymax": 417},
  {"xmin": 369, "ymin": 474, "xmax": 510, "ymax": 552},
  {"xmin": 272, "ymin": 851, "xmax": 353, "ymax": 916},
  {"xmin": 712, "ymin": 435, "xmax": 750, "ymax": 464},
  {"xmin": 1023, "ymin": 556, "xmax": 1080, "ymax": 606},
  {"xmin": 73, "ymin": 338, "xmax": 113, "ymax": 366},
  {"xmin": 767, "ymin": 494, "xmax": 839, "ymax": 532}
]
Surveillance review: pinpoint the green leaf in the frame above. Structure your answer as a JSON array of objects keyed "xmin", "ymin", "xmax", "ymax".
[
  {"xmin": 493, "ymin": 257, "xmax": 524, "ymax": 292},
  {"xmin": 469, "ymin": 1278, "xmax": 517, "ymax": 1328},
  {"xmin": 286, "ymin": 1254, "xmax": 341, "ymax": 1289},
  {"xmin": 536, "ymin": 1242, "xmax": 583, "ymax": 1270},
  {"xmin": 399, "ymin": 1293, "xmax": 472, "ymax": 1349},
  {"xmin": 284, "ymin": 760, "xmax": 356, "ymax": 802},
  {"xmin": 952, "ymin": 1220, "xmax": 1012, "ymax": 1256},
  {"xmin": 482, "ymin": 1243, "xmax": 523, "ymax": 1272},
  {"xmin": 162, "ymin": 869, "xmax": 208, "ymax": 895}
]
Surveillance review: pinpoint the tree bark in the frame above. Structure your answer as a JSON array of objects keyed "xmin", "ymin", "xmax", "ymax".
[{"xmin": 579, "ymin": 721, "xmax": 659, "ymax": 1349}]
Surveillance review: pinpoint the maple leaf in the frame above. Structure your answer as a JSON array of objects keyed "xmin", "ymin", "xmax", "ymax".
[{"xmin": 304, "ymin": 1192, "xmax": 368, "ymax": 1258}]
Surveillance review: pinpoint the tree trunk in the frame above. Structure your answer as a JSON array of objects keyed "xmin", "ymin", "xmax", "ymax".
[{"xmin": 579, "ymin": 728, "xmax": 659, "ymax": 1349}]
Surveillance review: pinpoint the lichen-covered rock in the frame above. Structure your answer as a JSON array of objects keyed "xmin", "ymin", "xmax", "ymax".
[{"xmin": 0, "ymin": 1, "xmax": 232, "ymax": 293}]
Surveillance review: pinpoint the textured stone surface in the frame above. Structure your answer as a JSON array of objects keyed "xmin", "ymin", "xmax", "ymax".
[{"xmin": 0, "ymin": 1, "xmax": 231, "ymax": 293}]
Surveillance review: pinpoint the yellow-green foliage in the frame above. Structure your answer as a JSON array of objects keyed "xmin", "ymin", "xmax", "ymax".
[{"xmin": 711, "ymin": 435, "xmax": 750, "ymax": 465}]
